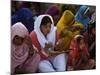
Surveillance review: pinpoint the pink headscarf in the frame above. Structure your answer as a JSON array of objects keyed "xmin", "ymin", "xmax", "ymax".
[
  {"xmin": 11, "ymin": 22, "xmax": 29, "ymax": 73},
  {"xmin": 11, "ymin": 22, "xmax": 40, "ymax": 73}
]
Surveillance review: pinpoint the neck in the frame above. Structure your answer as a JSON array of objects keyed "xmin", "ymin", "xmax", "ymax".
[{"xmin": 43, "ymin": 34, "xmax": 48, "ymax": 39}]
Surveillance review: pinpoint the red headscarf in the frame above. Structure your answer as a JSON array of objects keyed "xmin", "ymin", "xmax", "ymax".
[{"xmin": 68, "ymin": 35, "xmax": 90, "ymax": 68}]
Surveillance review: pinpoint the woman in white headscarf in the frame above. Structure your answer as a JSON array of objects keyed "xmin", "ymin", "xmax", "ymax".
[
  {"xmin": 30, "ymin": 15, "xmax": 67, "ymax": 72},
  {"xmin": 11, "ymin": 22, "xmax": 40, "ymax": 74}
]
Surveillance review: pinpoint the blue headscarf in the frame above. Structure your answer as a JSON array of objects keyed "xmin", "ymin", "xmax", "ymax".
[
  {"xmin": 12, "ymin": 8, "xmax": 34, "ymax": 33},
  {"xmin": 75, "ymin": 5, "xmax": 90, "ymax": 30}
]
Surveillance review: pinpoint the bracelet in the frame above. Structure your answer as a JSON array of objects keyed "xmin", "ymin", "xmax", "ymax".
[{"xmin": 48, "ymin": 48, "xmax": 52, "ymax": 51}]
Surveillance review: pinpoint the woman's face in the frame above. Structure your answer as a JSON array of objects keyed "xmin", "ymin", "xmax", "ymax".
[
  {"xmin": 79, "ymin": 39, "xmax": 85, "ymax": 50},
  {"xmin": 40, "ymin": 22, "xmax": 51, "ymax": 37},
  {"xmin": 13, "ymin": 35, "xmax": 24, "ymax": 46}
]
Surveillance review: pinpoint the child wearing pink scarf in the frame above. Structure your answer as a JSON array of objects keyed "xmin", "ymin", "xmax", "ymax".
[{"xmin": 11, "ymin": 22, "xmax": 40, "ymax": 74}]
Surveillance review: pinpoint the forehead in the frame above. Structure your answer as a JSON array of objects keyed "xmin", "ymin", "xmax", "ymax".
[
  {"xmin": 41, "ymin": 22, "xmax": 52, "ymax": 27},
  {"xmin": 47, "ymin": 22, "xmax": 51, "ymax": 26},
  {"xmin": 14, "ymin": 35, "xmax": 23, "ymax": 39},
  {"xmin": 80, "ymin": 38, "xmax": 84, "ymax": 42}
]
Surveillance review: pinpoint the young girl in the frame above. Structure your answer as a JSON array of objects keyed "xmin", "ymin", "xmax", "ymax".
[
  {"xmin": 67, "ymin": 35, "xmax": 95, "ymax": 70},
  {"xmin": 30, "ymin": 15, "xmax": 67, "ymax": 72},
  {"xmin": 11, "ymin": 22, "xmax": 40, "ymax": 74}
]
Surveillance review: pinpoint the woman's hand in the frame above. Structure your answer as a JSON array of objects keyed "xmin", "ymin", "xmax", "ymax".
[
  {"xmin": 67, "ymin": 66, "xmax": 74, "ymax": 71},
  {"xmin": 24, "ymin": 35, "xmax": 32, "ymax": 46},
  {"xmin": 41, "ymin": 48, "xmax": 49, "ymax": 57},
  {"xmin": 41, "ymin": 43, "xmax": 53, "ymax": 57},
  {"xmin": 44, "ymin": 43, "xmax": 53, "ymax": 54},
  {"xmin": 24, "ymin": 35, "xmax": 35, "ymax": 56},
  {"xmin": 44, "ymin": 43, "xmax": 53, "ymax": 50},
  {"xmin": 55, "ymin": 38, "xmax": 64, "ymax": 51}
]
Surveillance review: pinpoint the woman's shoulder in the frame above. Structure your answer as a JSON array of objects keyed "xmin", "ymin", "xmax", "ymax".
[
  {"xmin": 30, "ymin": 31, "xmax": 41, "ymax": 50},
  {"xmin": 30, "ymin": 31, "xmax": 38, "ymax": 42},
  {"xmin": 30, "ymin": 31, "xmax": 38, "ymax": 40},
  {"xmin": 30, "ymin": 31, "xmax": 36, "ymax": 36}
]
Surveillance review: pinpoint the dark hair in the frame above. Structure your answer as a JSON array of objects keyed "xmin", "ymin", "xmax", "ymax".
[
  {"xmin": 76, "ymin": 36, "xmax": 84, "ymax": 44},
  {"xmin": 40, "ymin": 16, "xmax": 52, "ymax": 26}
]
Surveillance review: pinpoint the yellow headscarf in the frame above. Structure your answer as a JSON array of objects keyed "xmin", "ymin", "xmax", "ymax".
[
  {"xmin": 59, "ymin": 22, "xmax": 84, "ymax": 50},
  {"xmin": 56, "ymin": 10, "xmax": 84, "ymax": 51},
  {"xmin": 71, "ymin": 22, "xmax": 84, "ymax": 35},
  {"xmin": 72, "ymin": 22, "xmax": 84, "ymax": 30},
  {"xmin": 60, "ymin": 29, "xmax": 73, "ymax": 50},
  {"xmin": 57, "ymin": 10, "xmax": 75, "ymax": 32}
]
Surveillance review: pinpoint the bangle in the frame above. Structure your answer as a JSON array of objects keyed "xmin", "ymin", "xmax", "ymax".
[{"xmin": 48, "ymin": 48, "xmax": 52, "ymax": 51}]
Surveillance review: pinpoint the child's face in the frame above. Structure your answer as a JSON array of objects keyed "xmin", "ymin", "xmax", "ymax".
[
  {"xmin": 13, "ymin": 35, "xmax": 24, "ymax": 46},
  {"xmin": 79, "ymin": 39, "xmax": 85, "ymax": 50},
  {"xmin": 40, "ymin": 22, "xmax": 51, "ymax": 37}
]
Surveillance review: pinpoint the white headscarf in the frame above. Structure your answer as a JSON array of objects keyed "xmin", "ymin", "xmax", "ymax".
[{"xmin": 34, "ymin": 15, "xmax": 57, "ymax": 48}]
